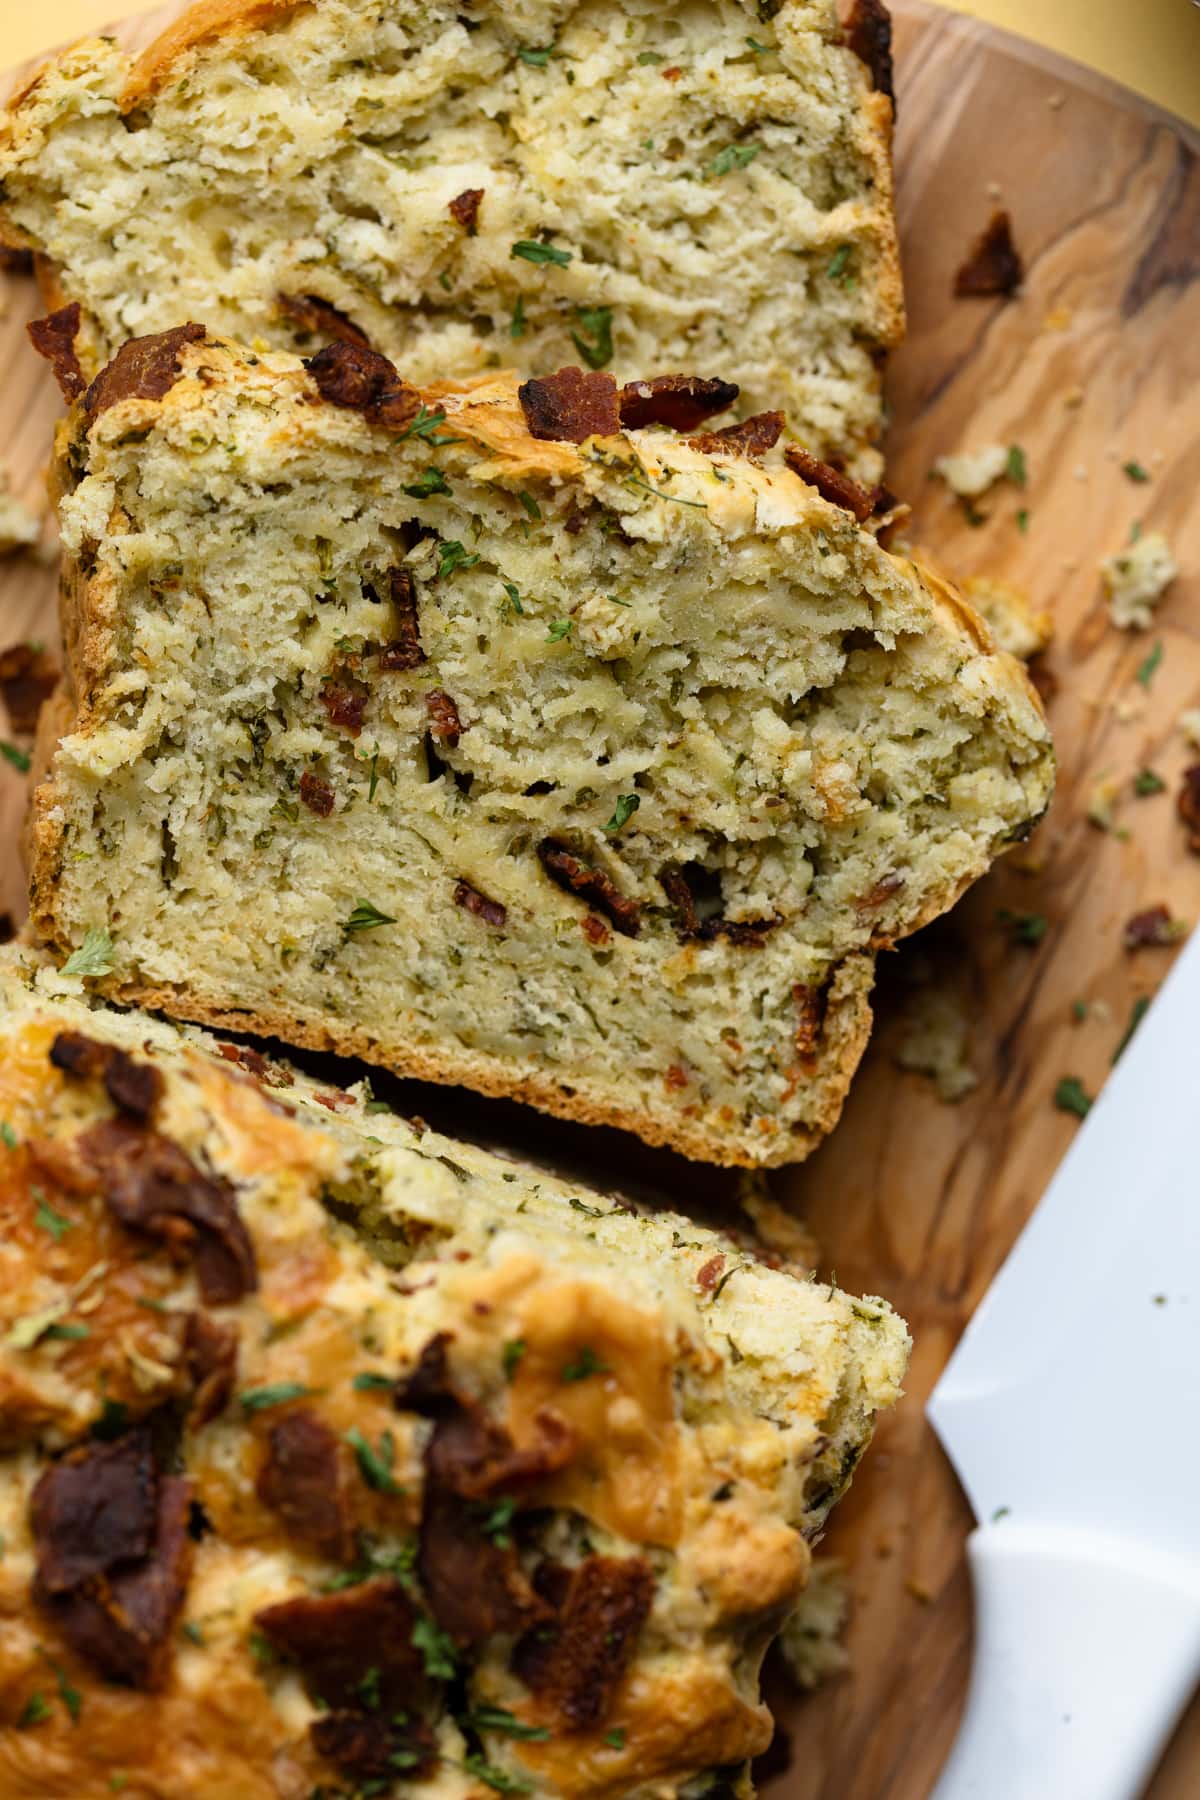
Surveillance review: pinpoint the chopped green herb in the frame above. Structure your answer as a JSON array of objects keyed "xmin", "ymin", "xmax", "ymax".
[
  {"xmin": 571, "ymin": 305, "xmax": 615, "ymax": 370},
  {"xmin": 437, "ymin": 539, "xmax": 481, "ymax": 579},
  {"xmin": 509, "ymin": 294, "xmax": 527, "ymax": 340},
  {"xmin": 603, "ymin": 793, "xmax": 640, "ymax": 835},
  {"xmin": 561, "ymin": 1345, "xmax": 610, "ymax": 1383},
  {"xmin": 511, "ymin": 239, "xmax": 573, "ymax": 268},
  {"xmin": 460, "ymin": 1708, "xmax": 550, "ymax": 1741},
  {"xmin": 44, "ymin": 1322, "xmax": 90, "ymax": 1341},
  {"xmin": 411, "ymin": 1613, "xmax": 458, "ymax": 1680},
  {"xmin": 1135, "ymin": 640, "xmax": 1164, "ymax": 689},
  {"xmin": 395, "ymin": 405, "xmax": 457, "ymax": 446},
  {"xmin": 1053, "ymin": 1076, "xmax": 1092, "ymax": 1120},
  {"xmin": 18, "ymin": 1692, "xmax": 52, "ymax": 1729},
  {"xmin": 745, "ymin": 36, "xmax": 771, "ymax": 53},
  {"xmin": 357, "ymin": 1665, "xmax": 383, "ymax": 1710},
  {"xmin": 402, "ymin": 467, "xmax": 452, "ymax": 499},
  {"xmin": 481, "ymin": 1496, "xmax": 517, "ymax": 1548},
  {"xmin": 366, "ymin": 748, "xmax": 381, "ymax": 802},
  {"xmin": 438, "ymin": 270, "xmax": 453, "ymax": 292},
  {"xmin": 636, "ymin": 49, "xmax": 665, "ymax": 64},
  {"xmin": 34, "ymin": 1198, "xmax": 73, "ymax": 1241},
  {"xmin": 1071, "ymin": 998, "xmax": 1088, "ymax": 1022},
  {"xmin": 1016, "ymin": 507, "xmax": 1030, "ymax": 533},
  {"xmin": 1113, "ymin": 994, "xmax": 1151, "ymax": 1064},
  {"xmin": 568, "ymin": 1196, "xmax": 605, "ymax": 1218},
  {"xmin": 546, "ymin": 618, "xmax": 574, "ymax": 643},
  {"xmin": 347, "ymin": 1425, "xmax": 400, "ymax": 1493},
  {"xmin": 604, "ymin": 1728, "xmax": 627, "ymax": 1749},
  {"xmin": 249, "ymin": 1629, "xmax": 276, "ymax": 1668},
  {"xmin": 109, "ymin": 1777, "xmax": 129, "ymax": 1792},
  {"xmin": 517, "ymin": 43, "xmax": 555, "ymax": 67},
  {"xmin": 1005, "ymin": 444, "xmax": 1028, "ymax": 487},
  {"xmin": 518, "ymin": 490, "xmax": 542, "ymax": 520},
  {"xmin": 181, "ymin": 1621, "xmax": 206, "ymax": 1646},
  {"xmin": 0, "ymin": 1121, "xmax": 15, "ymax": 1150},
  {"xmin": 343, "ymin": 899, "xmax": 396, "ymax": 935},
  {"xmin": 1, "ymin": 740, "xmax": 31, "ymax": 773},
  {"xmin": 44, "ymin": 1655, "xmax": 82, "ymax": 1724},
  {"xmin": 61, "ymin": 928, "xmax": 116, "ymax": 979},
  {"xmin": 622, "ymin": 473, "xmax": 707, "ymax": 509},
  {"xmin": 461, "ymin": 1755, "xmax": 534, "ymax": 1795},
  {"xmin": 998, "ymin": 909, "xmax": 1048, "ymax": 947},
  {"xmin": 710, "ymin": 1263, "xmax": 743, "ymax": 1303},
  {"xmin": 1122, "ymin": 460, "xmax": 1150, "ymax": 484},
  {"xmin": 240, "ymin": 1382, "xmax": 315, "ymax": 1413},
  {"xmin": 353, "ymin": 1371, "xmax": 395, "ymax": 1392},
  {"xmin": 826, "ymin": 242, "xmax": 853, "ymax": 282},
  {"xmin": 1130, "ymin": 520, "xmax": 1143, "ymax": 542},
  {"xmin": 502, "ymin": 1338, "xmax": 527, "ymax": 1380},
  {"xmin": 501, "ymin": 580, "xmax": 525, "ymax": 619},
  {"xmin": 1134, "ymin": 769, "xmax": 1166, "ymax": 796},
  {"xmin": 707, "ymin": 142, "xmax": 760, "ymax": 178},
  {"xmin": 990, "ymin": 1506, "xmax": 1011, "ymax": 1523}
]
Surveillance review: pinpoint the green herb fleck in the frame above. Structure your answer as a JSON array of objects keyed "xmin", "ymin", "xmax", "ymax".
[
  {"xmin": 511, "ymin": 239, "xmax": 573, "ymax": 268},
  {"xmin": 343, "ymin": 900, "xmax": 396, "ymax": 935},
  {"xmin": 1113, "ymin": 994, "xmax": 1151, "ymax": 1064},
  {"xmin": 561, "ymin": 1345, "xmax": 610, "ymax": 1383},
  {"xmin": 826, "ymin": 243, "xmax": 853, "ymax": 283},
  {"xmin": 707, "ymin": 142, "xmax": 760, "ymax": 178},
  {"xmin": 34, "ymin": 1198, "xmax": 74, "ymax": 1241},
  {"xmin": 517, "ymin": 43, "xmax": 555, "ymax": 67},
  {"xmin": 1130, "ymin": 520, "xmax": 1143, "ymax": 542},
  {"xmin": 509, "ymin": 295, "xmax": 527, "ymax": 341},
  {"xmin": 1122, "ymin": 460, "xmax": 1150, "ymax": 484},
  {"xmin": 182, "ymin": 1621, "xmax": 205, "ymax": 1646},
  {"xmin": 502, "ymin": 1338, "xmax": 527, "ymax": 1380},
  {"xmin": 1, "ymin": 740, "xmax": 31, "ymax": 773},
  {"xmin": 0, "ymin": 1121, "xmax": 15, "ymax": 1150},
  {"xmin": 461, "ymin": 1755, "xmax": 534, "ymax": 1795},
  {"xmin": 1135, "ymin": 640, "xmax": 1164, "ymax": 689},
  {"xmin": 990, "ymin": 1506, "xmax": 1011, "ymax": 1523},
  {"xmin": 249, "ymin": 1629, "xmax": 276, "ymax": 1668},
  {"xmin": 746, "ymin": 36, "xmax": 772, "ymax": 52},
  {"xmin": 546, "ymin": 618, "xmax": 574, "ymax": 643},
  {"xmin": 402, "ymin": 468, "xmax": 452, "ymax": 499},
  {"xmin": 44, "ymin": 1322, "xmax": 89, "ymax": 1341},
  {"xmin": 353, "ymin": 1371, "xmax": 395, "ymax": 1392},
  {"xmin": 347, "ymin": 1425, "xmax": 401, "ymax": 1493},
  {"xmin": 1005, "ymin": 444, "xmax": 1028, "ymax": 487},
  {"xmin": 437, "ymin": 540, "xmax": 481, "ymax": 579},
  {"xmin": 571, "ymin": 305, "xmax": 615, "ymax": 370},
  {"xmin": 603, "ymin": 793, "xmax": 640, "ymax": 835},
  {"xmin": 395, "ymin": 405, "xmax": 458, "ymax": 447},
  {"xmin": 109, "ymin": 1777, "xmax": 129, "ymax": 1792},
  {"xmin": 567, "ymin": 1196, "xmax": 605, "ymax": 1218},
  {"xmin": 18, "ymin": 1692, "xmax": 52, "ymax": 1729},
  {"xmin": 460, "ymin": 1707, "xmax": 550, "ymax": 1741},
  {"xmin": 240, "ymin": 1382, "xmax": 315, "ymax": 1413},
  {"xmin": 1053, "ymin": 1076, "xmax": 1092, "ymax": 1119},
  {"xmin": 357, "ymin": 1665, "xmax": 382, "ymax": 1711},
  {"xmin": 501, "ymin": 580, "xmax": 525, "ymax": 619},
  {"xmin": 1016, "ymin": 507, "xmax": 1030, "ymax": 533},
  {"xmin": 481, "ymin": 1496, "xmax": 517, "ymax": 1548},
  {"xmin": 998, "ymin": 909, "xmax": 1047, "ymax": 947},
  {"xmin": 637, "ymin": 50, "xmax": 665, "ymax": 64},
  {"xmin": 411, "ymin": 1613, "xmax": 458, "ymax": 1681},
  {"xmin": 61, "ymin": 929, "xmax": 116, "ymax": 979},
  {"xmin": 710, "ymin": 1263, "xmax": 743, "ymax": 1303},
  {"xmin": 44, "ymin": 1655, "xmax": 82, "ymax": 1724},
  {"xmin": 518, "ymin": 490, "xmax": 542, "ymax": 520},
  {"xmin": 604, "ymin": 1728, "xmax": 627, "ymax": 1749},
  {"xmin": 1134, "ymin": 769, "xmax": 1166, "ymax": 796},
  {"xmin": 1071, "ymin": 998, "xmax": 1088, "ymax": 1022}
]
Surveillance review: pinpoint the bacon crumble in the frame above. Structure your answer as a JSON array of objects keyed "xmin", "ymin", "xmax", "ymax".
[
  {"xmin": 254, "ymin": 1580, "xmax": 429, "ymax": 1710},
  {"xmin": 454, "ymin": 880, "xmax": 507, "ymax": 929},
  {"xmin": 319, "ymin": 681, "xmax": 368, "ymax": 736},
  {"xmin": 660, "ymin": 867, "xmax": 778, "ymax": 946},
  {"xmin": 376, "ymin": 567, "xmax": 426, "ymax": 671},
  {"xmin": 512, "ymin": 1555, "xmax": 655, "ymax": 1728},
  {"xmin": 793, "ymin": 983, "xmax": 828, "ymax": 1060},
  {"xmin": 27, "ymin": 302, "xmax": 86, "ymax": 402},
  {"xmin": 311, "ymin": 1712, "xmax": 439, "ymax": 1782},
  {"xmin": 183, "ymin": 1311, "xmax": 238, "ymax": 1426},
  {"xmin": 299, "ymin": 768, "xmax": 336, "ymax": 816},
  {"xmin": 304, "ymin": 341, "xmax": 421, "ymax": 430},
  {"xmin": 255, "ymin": 1408, "xmax": 358, "ymax": 1560},
  {"xmin": 783, "ymin": 445, "xmax": 877, "ymax": 522},
  {"xmin": 688, "ymin": 410, "xmax": 785, "ymax": 458},
  {"xmin": 425, "ymin": 690, "xmax": 463, "ymax": 747},
  {"xmin": 50, "ymin": 1031, "xmax": 164, "ymax": 1122},
  {"xmin": 844, "ymin": 0, "xmax": 895, "ymax": 103},
  {"xmin": 448, "ymin": 187, "xmax": 484, "ymax": 234},
  {"xmin": 277, "ymin": 292, "xmax": 370, "ymax": 348},
  {"xmin": 1123, "ymin": 905, "xmax": 1183, "ymax": 950},
  {"xmin": 84, "ymin": 323, "xmax": 207, "ymax": 419},
  {"xmin": 618, "ymin": 374, "xmax": 740, "ymax": 433},
  {"xmin": 519, "ymin": 367, "xmax": 622, "ymax": 443},
  {"xmin": 538, "ymin": 839, "xmax": 641, "ymax": 937},
  {"xmin": 955, "ymin": 211, "xmax": 1024, "ymax": 299},
  {"xmin": 695, "ymin": 1253, "xmax": 726, "ymax": 1293}
]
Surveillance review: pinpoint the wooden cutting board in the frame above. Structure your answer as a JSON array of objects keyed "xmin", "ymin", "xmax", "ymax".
[{"xmin": 1, "ymin": 4, "xmax": 1198, "ymax": 1795}]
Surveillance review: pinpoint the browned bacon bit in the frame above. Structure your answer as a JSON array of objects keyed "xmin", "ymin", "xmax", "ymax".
[
  {"xmin": 393, "ymin": 1331, "xmax": 454, "ymax": 1414},
  {"xmin": 84, "ymin": 323, "xmax": 207, "ymax": 419},
  {"xmin": 311, "ymin": 1711, "xmax": 439, "ymax": 1783},
  {"xmin": 276, "ymin": 292, "xmax": 370, "ymax": 348},
  {"xmin": 0, "ymin": 642, "xmax": 58, "ymax": 734},
  {"xmin": 214, "ymin": 1042, "xmax": 294, "ymax": 1087},
  {"xmin": 32, "ymin": 1427, "xmax": 158, "ymax": 1594},
  {"xmin": 50, "ymin": 1031, "xmax": 164, "ymax": 1122},
  {"xmin": 581, "ymin": 914, "xmax": 611, "ymax": 947},
  {"xmin": 420, "ymin": 1479, "xmax": 554, "ymax": 1646},
  {"xmin": 183, "ymin": 1312, "xmax": 238, "ymax": 1427},
  {"xmin": 664, "ymin": 1063, "xmax": 689, "ymax": 1090},
  {"xmin": 519, "ymin": 367, "xmax": 621, "ymax": 443},
  {"xmin": 454, "ymin": 880, "xmax": 507, "ymax": 929},
  {"xmin": 793, "ymin": 984, "xmax": 827, "ymax": 1061},
  {"xmin": 27, "ymin": 303, "xmax": 87, "ymax": 403},
  {"xmin": 376, "ymin": 566, "xmax": 425, "ymax": 671},
  {"xmin": 695, "ymin": 1253, "xmax": 726, "ymax": 1293},
  {"xmin": 512, "ymin": 1555, "xmax": 655, "ymax": 1728},
  {"xmin": 304, "ymin": 340, "xmax": 421, "ymax": 431},
  {"xmin": 662, "ymin": 65, "xmax": 682, "ymax": 80},
  {"xmin": 538, "ymin": 839, "xmax": 641, "ymax": 937},
  {"xmin": 256, "ymin": 1409, "xmax": 358, "ymax": 1560},
  {"xmin": 427, "ymin": 1401, "xmax": 575, "ymax": 1504},
  {"xmin": 856, "ymin": 872, "xmax": 906, "ymax": 912},
  {"xmin": 1179, "ymin": 765, "xmax": 1200, "ymax": 854},
  {"xmin": 425, "ymin": 690, "xmax": 463, "ymax": 747},
  {"xmin": 75, "ymin": 1118, "xmax": 257, "ymax": 1304},
  {"xmin": 659, "ymin": 867, "xmax": 776, "ymax": 946},
  {"xmin": 783, "ymin": 445, "xmax": 876, "ymax": 522},
  {"xmin": 448, "ymin": 187, "xmax": 484, "ymax": 235},
  {"xmin": 1123, "ymin": 905, "xmax": 1183, "ymax": 950},
  {"xmin": 688, "ymin": 410, "xmax": 785, "ymax": 458},
  {"xmin": 319, "ymin": 681, "xmax": 368, "ymax": 736},
  {"xmin": 844, "ymin": 0, "xmax": 894, "ymax": 103},
  {"xmin": 299, "ymin": 768, "xmax": 336, "ymax": 816},
  {"xmin": 618, "ymin": 374, "xmax": 739, "ymax": 433},
  {"xmin": 954, "ymin": 210, "xmax": 1024, "ymax": 299},
  {"xmin": 254, "ymin": 1580, "xmax": 428, "ymax": 1710}
]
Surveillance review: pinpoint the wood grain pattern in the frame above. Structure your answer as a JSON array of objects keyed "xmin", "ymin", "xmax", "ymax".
[{"xmin": 0, "ymin": 4, "xmax": 1197, "ymax": 1795}]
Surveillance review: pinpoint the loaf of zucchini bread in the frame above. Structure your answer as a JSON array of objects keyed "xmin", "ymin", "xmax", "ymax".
[
  {"xmin": 0, "ymin": 945, "xmax": 909, "ymax": 1798},
  {"xmin": 28, "ymin": 326, "xmax": 1054, "ymax": 1166},
  {"xmin": 0, "ymin": 0, "xmax": 901, "ymax": 478}
]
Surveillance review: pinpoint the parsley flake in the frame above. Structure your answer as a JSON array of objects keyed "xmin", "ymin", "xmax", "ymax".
[
  {"xmin": 1005, "ymin": 444, "xmax": 1028, "ymax": 488},
  {"xmin": 997, "ymin": 908, "xmax": 1047, "ymax": 947},
  {"xmin": 1, "ymin": 739, "xmax": 31, "ymax": 773},
  {"xmin": 509, "ymin": 295, "xmax": 527, "ymax": 340},
  {"xmin": 462, "ymin": 1755, "xmax": 534, "ymax": 1795},
  {"xmin": 1054, "ymin": 1076, "xmax": 1093, "ymax": 1119},
  {"xmin": 1016, "ymin": 507, "xmax": 1031, "ymax": 533},
  {"xmin": 481, "ymin": 1496, "xmax": 517, "ymax": 1548},
  {"xmin": 343, "ymin": 899, "xmax": 396, "ymax": 935},
  {"xmin": 353, "ymin": 1370, "xmax": 395, "ymax": 1393},
  {"xmin": 604, "ymin": 1728, "xmax": 627, "ymax": 1749},
  {"xmin": 501, "ymin": 580, "xmax": 525, "ymax": 619},
  {"xmin": 402, "ymin": 468, "xmax": 452, "ymax": 499},
  {"xmin": 745, "ymin": 36, "xmax": 771, "ymax": 53},
  {"xmin": 517, "ymin": 43, "xmax": 555, "ymax": 67},
  {"xmin": 1113, "ymin": 995, "xmax": 1151, "ymax": 1064},
  {"xmin": 603, "ymin": 793, "xmax": 640, "ymax": 834},
  {"xmin": 240, "ymin": 1382, "xmax": 315, "ymax": 1413},
  {"xmin": 61, "ymin": 929, "xmax": 116, "ymax": 979},
  {"xmin": 437, "ymin": 540, "xmax": 481, "ymax": 579},
  {"xmin": 571, "ymin": 305, "xmax": 615, "ymax": 370},
  {"xmin": 502, "ymin": 1338, "xmax": 527, "ymax": 1379},
  {"xmin": 34, "ymin": 1198, "xmax": 74, "ymax": 1242},
  {"xmin": 707, "ymin": 142, "xmax": 760, "ymax": 178},
  {"xmin": 44, "ymin": 1655, "xmax": 82, "ymax": 1724},
  {"xmin": 511, "ymin": 239, "xmax": 573, "ymax": 268},
  {"xmin": 44, "ymin": 1322, "xmax": 89, "ymax": 1341},
  {"xmin": 637, "ymin": 50, "xmax": 665, "ymax": 64},
  {"xmin": 411, "ymin": 1613, "xmax": 458, "ymax": 1680},
  {"xmin": 18, "ymin": 1692, "xmax": 52, "ymax": 1729},
  {"xmin": 1134, "ymin": 769, "xmax": 1166, "ymax": 796},
  {"xmin": 460, "ymin": 1708, "xmax": 550, "ymax": 1742},
  {"xmin": 347, "ymin": 1425, "xmax": 401, "ymax": 1493},
  {"xmin": 826, "ymin": 243, "xmax": 853, "ymax": 283},
  {"xmin": 518, "ymin": 490, "xmax": 542, "ymax": 520},
  {"xmin": 561, "ymin": 1345, "xmax": 609, "ymax": 1383},
  {"xmin": 1, "ymin": 1121, "xmax": 16, "ymax": 1150},
  {"xmin": 546, "ymin": 617, "xmax": 574, "ymax": 643},
  {"xmin": 182, "ymin": 1621, "xmax": 206, "ymax": 1646},
  {"xmin": 1135, "ymin": 641, "xmax": 1164, "ymax": 689},
  {"xmin": 1122, "ymin": 460, "xmax": 1150, "ymax": 484},
  {"xmin": 395, "ymin": 405, "xmax": 457, "ymax": 447}
]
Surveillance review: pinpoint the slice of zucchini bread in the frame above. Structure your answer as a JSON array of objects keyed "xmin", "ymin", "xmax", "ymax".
[
  {"xmin": 28, "ymin": 328, "xmax": 1054, "ymax": 1167},
  {"xmin": 0, "ymin": 946, "xmax": 909, "ymax": 1799},
  {"xmin": 0, "ymin": 0, "xmax": 901, "ymax": 479}
]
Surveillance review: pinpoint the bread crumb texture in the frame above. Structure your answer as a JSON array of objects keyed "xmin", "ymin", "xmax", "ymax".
[
  {"xmin": 29, "ymin": 335, "xmax": 1054, "ymax": 1166},
  {"xmin": 0, "ymin": 0, "xmax": 903, "ymax": 478},
  {"xmin": 0, "ymin": 945, "xmax": 908, "ymax": 1798},
  {"xmin": 1102, "ymin": 532, "xmax": 1178, "ymax": 631}
]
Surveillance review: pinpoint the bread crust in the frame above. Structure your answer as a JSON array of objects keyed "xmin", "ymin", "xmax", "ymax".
[{"xmin": 121, "ymin": 0, "xmax": 307, "ymax": 109}]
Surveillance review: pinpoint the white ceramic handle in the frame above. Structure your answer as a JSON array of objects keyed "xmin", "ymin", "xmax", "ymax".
[{"xmin": 932, "ymin": 1523, "xmax": 1200, "ymax": 1800}]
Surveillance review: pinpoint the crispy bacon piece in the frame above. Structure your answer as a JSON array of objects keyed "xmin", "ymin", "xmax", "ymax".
[
  {"xmin": 783, "ymin": 445, "xmax": 876, "ymax": 522},
  {"xmin": 0, "ymin": 642, "xmax": 58, "ymax": 734},
  {"xmin": 27, "ymin": 302, "xmax": 86, "ymax": 403},
  {"xmin": 448, "ymin": 188, "xmax": 484, "ymax": 235},
  {"xmin": 425, "ymin": 690, "xmax": 463, "ymax": 747},
  {"xmin": 688, "ymin": 410, "xmax": 785, "ymax": 458},
  {"xmin": 419, "ymin": 1482, "xmax": 554, "ymax": 1647},
  {"xmin": 50, "ymin": 1031, "xmax": 164, "ymax": 1122},
  {"xmin": 955, "ymin": 210, "xmax": 1024, "ymax": 299},
  {"xmin": 32, "ymin": 1428, "xmax": 158, "ymax": 1594},
  {"xmin": 277, "ymin": 292, "xmax": 370, "ymax": 348},
  {"xmin": 512, "ymin": 1555, "xmax": 655, "ymax": 1728},
  {"xmin": 660, "ymin": 867, "xmax": 777, "ymax": 946},
  {"xmin": 519, "ymin": 367, "xmax": 621, "ymax": 443},
  {"xmin": 75, "ymin": 1118, "xmax": 257, "ymax": 1304},
  {"xmin": 299, "ymin": 768, "xmax": 336, "ymax": 816},
  {"xmin": 256, "ymin": 1409, "xmax": 357, "ymax": 1560},
  {"xmin": 454, "ymin": 880, "xmax": 507, "ymax": 929},
  {"xmin": 183, "ymin": 1312, "xmax": 238, "ymax": 1426},
  {"xmin": 1179, "ymin": 765, "xmax": 1200, "ymax": 854},
  {"xmin": 304, "ymin": 341, "xmax": 421, "ymax": 431},
  {"xmin": 319, "ymin": 681, "xmax": 368, "ymax": 736},
  {"xmin": 392, "ymin": 1331, "xmax": 454, "ymax": 1414},
  {"xmin": 312, "ymin": 1711, "xmax": 439, "ymax": 1782},
  {"xmin": 695, "ymin": 1253, "xmax": 726, "ymax": 1293},
  {"xmin": 793, "ymin": 983, "xmax": 827, "ymax": 1060},
  {"xmin": 844, "ymin": 0, "xmax": 894, "ymax": 102},
  {"xmin": 254, "ymin": 1580, "xmax": 427, "ymax": 1710},
  {"xmin": 618, "ymin": 374, "xmax": 739, "ymax": 433},
  {"xmin": 377, "ymin": 567, "xmax": 425, "ymax": 671},
  {"xmin": 538, "ymin": 839, "xmax": 641, "ymax": 937},
  {"xmin": 581, "ymin": 914, "xmax": 611, "ymax": 947},
  {"xmin": 1123, "ymin": 905, "xmax": 1182, "ymax": 950},
  {"xmin": 214, "ymin": 1042, "xmax": 294, "ymax": 1087},
  {"xmin": 84, "ymin": 323, "xmax": 206, "ymax": 419}
]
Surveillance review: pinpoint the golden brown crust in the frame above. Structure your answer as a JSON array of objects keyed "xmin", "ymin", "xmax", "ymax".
[{"xmin": 120, "ymin": 0, "xmax": 307, "ymax": 110}]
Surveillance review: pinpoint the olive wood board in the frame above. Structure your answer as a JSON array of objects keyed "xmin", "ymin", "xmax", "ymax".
[{"xmin": 0, "ymin": 3, "xmax": 1198, "ymax": 1796}]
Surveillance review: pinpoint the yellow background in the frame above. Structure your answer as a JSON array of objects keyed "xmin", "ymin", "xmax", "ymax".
[{"xmin": 6, "ymin": 0, "xmax": 1200, "ymax": 124}]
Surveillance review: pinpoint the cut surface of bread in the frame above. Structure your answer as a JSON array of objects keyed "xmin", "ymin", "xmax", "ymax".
[
  {"xmin": 0, "ymin": 946, "xmax": 909, "ymax": 1799},
  {"xmin": 29, "ymin": 330, "xmax": 1054, "ymax": 1166},
  {"xmin": 0, "ymin": 0, "xmax": 901, "ymax": 478}
]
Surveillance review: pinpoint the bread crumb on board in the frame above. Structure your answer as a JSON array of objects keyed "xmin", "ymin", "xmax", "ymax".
[
  {"xmin": 932, "ymin": 443, "xmax": 1010, "ymax": 498},
  {"xmin": 778, "ymin": 1560, "xmax": 851, "ymax": 1691},
  {"xmin": 894, "ymin": 984, "xmax": 980, "ymax": 1102},
  {"xmin": 1102, "ymin": 532, "xmax": 1178, "ymax": 630},
  {"xmin": 964, "ymin": 577, "xmax": 1053, "ymax": 662}
]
